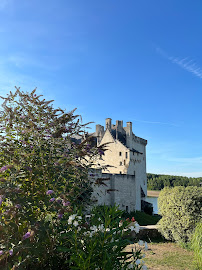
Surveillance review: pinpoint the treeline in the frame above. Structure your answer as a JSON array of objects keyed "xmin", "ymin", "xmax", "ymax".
[{"xmin": 147, "ymin": 173, "xmax": 202, "ymax": 190}]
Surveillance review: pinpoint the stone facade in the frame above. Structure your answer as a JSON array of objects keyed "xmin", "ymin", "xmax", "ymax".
[
  {"xmin": 90, "ymin": 118, "xmax": 147, "ymax": 212},
  {"xmin": 90, "ymin": 170, "xmax": 139, "ymax": 212}
]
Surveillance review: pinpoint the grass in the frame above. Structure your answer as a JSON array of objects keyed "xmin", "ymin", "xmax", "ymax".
[
  {"xmin": 126, "ymin": 242, "xmax": 196, "ymax": 270},
  {"xmin": 122, "ymin": 211, "xmax": 161, "ymax": 226}
]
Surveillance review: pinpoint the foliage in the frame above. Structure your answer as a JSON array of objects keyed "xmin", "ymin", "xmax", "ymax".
[
  {"xmin": 191, "ymin": 222, "xmax": 202, "ymax": 269},
  {"xmin": 147, "ymin": 173, "xmax": 202, "ymax": 191},
  {"xmin": 0, "ymin": 89, "xmax": 146, "ymax": 269},
  {"xmin": 158, "ymin": 186, "xmax": 202, "ymax": 244},
  {"xmin": 58, "ymin": 205, "xmax": 148, "ymax": 270},
  {"xmin": 122, "ymin": 211, "xmax": 161, "ymax": 226}
]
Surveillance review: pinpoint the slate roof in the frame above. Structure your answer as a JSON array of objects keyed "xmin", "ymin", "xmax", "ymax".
[{"xmin": 110, "ymin": 129, "xmax": 126, "ymax": 146}]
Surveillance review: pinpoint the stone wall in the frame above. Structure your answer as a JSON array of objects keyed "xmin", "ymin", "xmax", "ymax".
[{"xmin": 90, "ymin": 170, "xmax": 141, "ymax": 212}]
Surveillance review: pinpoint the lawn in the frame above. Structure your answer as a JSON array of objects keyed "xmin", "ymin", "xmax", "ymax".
[{"xmin": 126, "ymin": 242, "xmax": 195, "ymax": 270}]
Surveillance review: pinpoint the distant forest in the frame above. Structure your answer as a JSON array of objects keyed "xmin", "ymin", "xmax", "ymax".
[{"xmin": 147, "ymin": 173, "xmax": 202, "ymax": 190}]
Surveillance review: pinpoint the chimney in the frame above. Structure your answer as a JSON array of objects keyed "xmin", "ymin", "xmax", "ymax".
[
  {"xmin": 116, "ymin": 120, "xmax": 123, "ymax": 132},
  {"xmin": 105, "ymin": 118, "xmax": 112, "ymax": 131},
  {"xmin": 126, "ymin": 122, "xmax": 132, "ymax": 148},
  {"xmin": 96, "ymin": 124, "xmax": 104, "ymax": 144},
  {"xmin": 126, "ymin": 122, "xmax": 132, "ymax": 135}
]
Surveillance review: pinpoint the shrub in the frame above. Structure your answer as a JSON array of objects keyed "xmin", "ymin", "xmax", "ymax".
[
  {"xmin": 0, "ymin": 89, "xmax": 146, "ymax": 269},
  {"xmin": 0, "ymin": 88, "xmax": 101, "ymax": 269},
  {"xmin": 191, "ymin": 222, "xmax": 202, "ymax": 269},
  {"xmin": 122, "ymin": 211, "xmax": 161, "ymax": 226},
  {"xmin": 158, "ymin": 186, "xmax": 202, "ymax": 243},
  {"xmin": 59, "ymin": 204, "xmax": 148, "ymax": 270}
]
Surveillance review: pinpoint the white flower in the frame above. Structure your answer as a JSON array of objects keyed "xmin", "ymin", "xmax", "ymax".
[
  {"xmin": 68, "ymin": 214, "xmax": 77, "ymax": 224},
  {"xmin": 135, "ymin": 259, "xmax": 141, "ymax": 265},
  {"xmin": 77, "ymin": 216, "xmax": 82, "ymax": 220},
  {"xmin": 68, "ymin": 219, "xmax": 72, "ymax": 225},
  {"xmin": 135, "ymin": 227, "xmax": 139, "ymax": 233},
  {"xmin": 129, "ymin": 226, "xmax": 135, "ymax": 231},
  {"xmin": 73, "ymin": 221, "xmax": 78, "ymax": 227},
  {"xmin": 142, "ymin": 265, "xmax": 147, "ymax": 270},
  {"xmin": 105, "ymin": 228, "xmax": 110, "ymax": 232},
  {"xmin": 90, "ymin": 225, "xmax": 98, "ymax": 232},
  {"xmin": 98, "ymin": 224, "xmax": 105, "ymax": 232},
  {"xmin": 144, "ymin": 242, "xmax": 148, "ymax": 250},
  {"xmin": 134, "ymin": 222, "xmax": 140, "ymax": 233},
  {"xmin": 138, "ymin": 240, "xmax": 144, "ymax": 246}
]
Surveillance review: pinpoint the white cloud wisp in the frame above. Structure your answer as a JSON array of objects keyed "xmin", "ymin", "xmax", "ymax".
[{"xmin": 156, "ymin": 47, "xmax": 202, "ymax": 79}]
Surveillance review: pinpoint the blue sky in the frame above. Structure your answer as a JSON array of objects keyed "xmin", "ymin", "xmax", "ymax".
[{"xmin": 0, "ymin": 0, "xmax": 202, "ymax": 177}]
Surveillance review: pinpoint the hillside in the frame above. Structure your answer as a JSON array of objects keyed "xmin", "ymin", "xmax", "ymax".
[{"xmin": 147, "ymin": 173, "xmax": 202, "ymax": 190}]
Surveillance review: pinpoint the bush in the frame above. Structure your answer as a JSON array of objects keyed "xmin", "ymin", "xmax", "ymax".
[
  {"xmin": 158, "ymin": 186, "xmax": 202, "ymax": 244},
  {"xmin": 121, "ymin": 211, "xmax": 161, "ymax": 226},
  {"xmin": 0, "ymin": 89, "xmax": 147, "ymax": 269},
  {"xmin": 191, "ymin": 222, "xmax": 202, "ymax": 269}
]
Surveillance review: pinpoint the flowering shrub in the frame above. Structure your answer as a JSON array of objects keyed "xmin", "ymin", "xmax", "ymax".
[
  {"xmin": 0, "ymin": 89, "xmax": 146, "ymax": 269},
  {"xmin": 58, "ymin": 205, "xmax": 148, "ymax": 269}
]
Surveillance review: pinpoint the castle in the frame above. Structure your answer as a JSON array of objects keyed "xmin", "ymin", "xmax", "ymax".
[{"xmin": 90, "ymin": 118, "xmax": 147, "ymax": 212}]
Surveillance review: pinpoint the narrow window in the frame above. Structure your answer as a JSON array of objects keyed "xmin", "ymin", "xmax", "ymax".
[
  {"xmin": 120, "ymin": 171, "xmax": 122, "ymax": 174},
  {"xmin": 124, "ymin": 160, "xmax": 126, "ymax": 165},
  {"xmin": 120, "ymin": 161, "xmax": 122, "ymax": 166},
  {"xmin": 126, "ymin": 152, "xmax": 128, "ymax": 158},
  {"xmin": 126, "ymin": 206, "xmax": 128, "ymax": 212},
  {"xmin": 119, "ymin": 152, "xmax": 122, "ymax": 156}
]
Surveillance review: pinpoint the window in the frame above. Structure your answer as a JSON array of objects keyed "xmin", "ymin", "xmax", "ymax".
[
  {"xmin": 119, "ymin": 152, "xmax": 122, "ymax": 156},
  {"xmin": 124, "ymin": 160, "xmax": 126, "ymax": 165},
  {"xmin": 120, "ymin": 161, "xmax": 122, "ymax": 166},
  {"xmin": 125, "ymin": 152, "xmax": 128, "ymax": 158},
  {"xmin": 126, "ymin": 206, "xmax": 128, "ymax": 212},
  {"xmin": 120, "ymin": 171, "xmax": 122, "ymax": 174}
]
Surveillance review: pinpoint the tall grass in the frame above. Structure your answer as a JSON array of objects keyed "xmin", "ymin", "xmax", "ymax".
[{"xmin": 191, "ymin": 222, "xmax": 202, "ymax": 269}]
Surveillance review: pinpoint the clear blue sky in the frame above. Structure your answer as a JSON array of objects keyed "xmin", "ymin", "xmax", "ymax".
[{"xmin": 0, "ymin": 0, "xmax": 202, "ymax": 177}]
